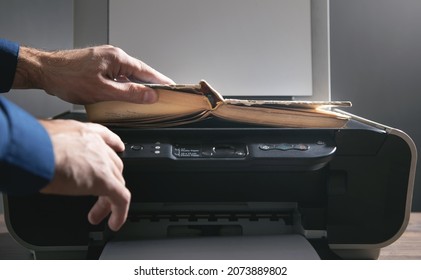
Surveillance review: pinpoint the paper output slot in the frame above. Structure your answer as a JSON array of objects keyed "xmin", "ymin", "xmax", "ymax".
[{"xmin": 127, "ymin": 212, "xmax": 293, "ymax": 224}]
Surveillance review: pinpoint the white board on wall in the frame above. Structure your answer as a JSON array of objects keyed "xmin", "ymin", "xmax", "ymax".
[{"xmin": 109, "ymin": 0, "xmax": 313, "ymax": 97}]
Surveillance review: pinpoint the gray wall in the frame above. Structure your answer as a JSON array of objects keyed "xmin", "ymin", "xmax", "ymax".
[
  {"xmin": 0, "ymin": 0, "xmax": 74, "ymax": 213},
  {"xmin": 330, "ymin": 0, "xmax": 421, "ymax": 211},
  {"xmin": 0, "ymin": 0, "xmax": 73, "ymax": 118}
]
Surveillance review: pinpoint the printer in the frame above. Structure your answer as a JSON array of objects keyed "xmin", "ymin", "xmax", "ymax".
[
  {"xmin": 2, "ymin": 111, "xmax": 417, "ymax": 259},
  {"xmin": 2, "ymin": 0, "xmax": 417, "ymax": 260}
]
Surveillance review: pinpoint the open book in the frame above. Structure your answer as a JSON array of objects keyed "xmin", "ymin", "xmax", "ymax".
[{"xmin": 85, "ymin": 80, "xmax": 352, "ymax": 128}]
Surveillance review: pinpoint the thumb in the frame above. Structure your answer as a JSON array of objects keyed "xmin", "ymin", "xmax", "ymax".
[{"xmin": 109, "ymin": 81, "xmax": 159, "ymax": 104}]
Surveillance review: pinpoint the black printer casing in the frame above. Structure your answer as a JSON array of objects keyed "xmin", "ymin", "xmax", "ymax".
[{"xmin": 3, "ymin": 113, "xmax": 416, "ymax": 259}]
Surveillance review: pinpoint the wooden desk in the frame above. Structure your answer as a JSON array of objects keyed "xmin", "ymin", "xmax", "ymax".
[
  {"xmin": 379, "ymin": 212, "xmax": 421, "ymax": 259},
  {"xmin": 1, "ymin": 213, "xmax": 420, "ymax": 259}
]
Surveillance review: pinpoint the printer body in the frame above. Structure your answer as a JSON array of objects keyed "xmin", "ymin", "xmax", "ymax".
[{"xmin": 3, "ymin": 112, "xmax": 417, "ymax": 259}]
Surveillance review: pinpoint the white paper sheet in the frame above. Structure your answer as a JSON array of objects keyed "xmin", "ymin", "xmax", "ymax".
[{"xmin": 100, "ymin": 234, "xmax": 320, "ymax": 260}]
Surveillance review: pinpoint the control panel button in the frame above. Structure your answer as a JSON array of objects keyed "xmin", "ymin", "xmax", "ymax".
[
  {"xmin": 130, "ymin": 144, "xmax": 143, "ymax": 151},
  {"xmin": 259, "ymin": 143, "xmax": 310, "ymax": 151}
]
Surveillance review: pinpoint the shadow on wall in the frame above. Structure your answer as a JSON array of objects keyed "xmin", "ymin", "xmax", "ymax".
[{"xmin": 330, "ymin": 0, "xmax": 421, "ymax": 211}]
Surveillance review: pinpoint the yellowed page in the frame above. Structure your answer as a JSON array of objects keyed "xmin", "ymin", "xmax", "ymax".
[
  {"xmin": 100, "ymin": 111, "xmax": 211, "ymax": 128},
  {"xmin": 85, "ymin": 89, "xmax": 211, "ymax": 123},
  {"xmin": 212, "ymin": 103, "xmax": 349, "ymax": 128}
]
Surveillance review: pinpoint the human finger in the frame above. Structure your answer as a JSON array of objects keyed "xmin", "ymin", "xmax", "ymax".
[
  {"xmin": 127, "ymin": 57, "xmax": 174, "ymax": 85},
  {"xmin": 88, "ymin": 196, "xmax": 112, "ymax": 226},
  {"xmin": 88, "ymin": 185, "xmax": 131, "ymax": 231},
  {"xmin": 106, "ymin": 185, "xmax": 131, "ymax": 231},
  {"xmin": 86, "ymin": 123, "xmax": 125, "ymax": 152},
  {"xmin": 106, "ymin": 147, "xmax": 125, "ymax": 178},
  {"xmin": 107, "ymin": 195, "xmax": 130, "ymax": 231},
  {"xmin": 106, "ymin": 80, "xmax": 160, "ymax": 104}
]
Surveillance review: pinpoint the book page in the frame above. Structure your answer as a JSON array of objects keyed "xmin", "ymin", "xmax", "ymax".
[
  {"xmin": 99, "ymin": 111, "xmax": 211, "ymax": 128},
  {"xmin": 85, "ymin": 89, "xmax": 211, "ymax": 123},
  {"xmin": 212, "ymin": 103, "xmax": 349, "ymax": 128}
]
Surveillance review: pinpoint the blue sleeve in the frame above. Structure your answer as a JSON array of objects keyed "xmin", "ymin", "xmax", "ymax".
[
  {"xmin": 0, "ymin": 40, "xmax": 55, "ymax": 194},
  {"xmin": 0, "ymin": 38, "xmax": 55, "ymax": 194},
  {"xmin": 0, "ymin": 38, "xmax": 19, "ymax": 93}
]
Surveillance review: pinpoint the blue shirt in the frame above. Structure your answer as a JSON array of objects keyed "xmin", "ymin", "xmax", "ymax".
[{"xmin": 0, "ymin": 38, "xmax": 55, "ymax": 194}]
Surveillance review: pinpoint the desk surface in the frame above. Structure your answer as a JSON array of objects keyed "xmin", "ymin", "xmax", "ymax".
[
  {"xmin": 378, "ymin": 212, "xmax": 421, "ymax": 259},
  {"xmin": 1, "ymin": 213, "xmax": 420, "ymax": 260}
]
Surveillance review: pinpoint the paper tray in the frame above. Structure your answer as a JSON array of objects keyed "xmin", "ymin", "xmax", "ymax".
[{"xmin": 100, "ymin": 234, "xmax": 320, "ymax": 260}]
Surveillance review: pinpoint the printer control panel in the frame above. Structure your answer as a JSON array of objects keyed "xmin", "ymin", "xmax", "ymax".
[
  {"xmin": 119, "ymin": 139, "xmax": 334, "ymax": 171},
  {"xmin": 120, "ymin": 140, "xmax": 335, "ymax": 160}
]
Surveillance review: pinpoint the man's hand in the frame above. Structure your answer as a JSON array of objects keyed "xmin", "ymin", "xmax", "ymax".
[
  {"xmin": 13, "ymin": 45, "xmax": 174, "ymax": 104},
  {"xmin": 39, "ymin": 119, "xmax": 130, "ymax": 231}
]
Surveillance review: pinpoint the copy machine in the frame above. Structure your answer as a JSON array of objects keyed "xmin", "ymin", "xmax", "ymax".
[{"xmin": 2, "ymin": 111, "xmax": 417, "ymax": 259}]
